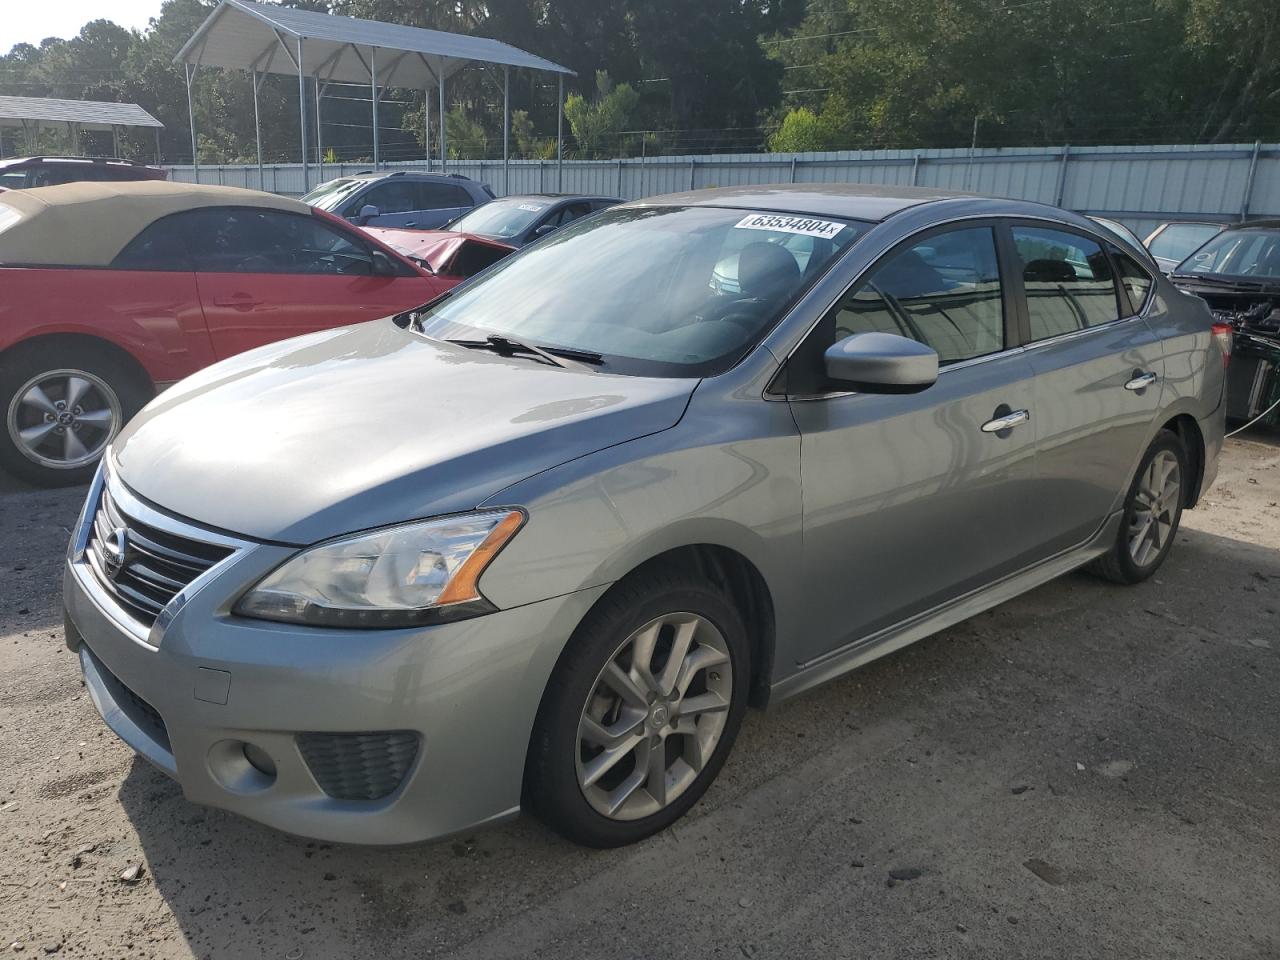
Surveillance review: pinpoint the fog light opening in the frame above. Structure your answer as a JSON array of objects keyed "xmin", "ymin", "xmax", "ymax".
[
  {"xmin": 243, "ymin": 742, "xmax": 277, "ymax": 777},
  {"xmin": 207, "ymin": 739, "xmax": 277, "ymax": 794}
]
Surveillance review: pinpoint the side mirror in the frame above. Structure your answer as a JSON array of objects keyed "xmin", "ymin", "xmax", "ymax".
[
  {"xmin": 369, "ymin": 249, "xmax": 397, "ymax": 277},
  {"xmin": 356, "ymin": 204, "xmax": 380, "ymax": 225},
  {"xmin": 533, "ymin": 223, "xmax": 557, "ymax": 237},
  {"xmin": 824, "ymin": 332, "xmax": 938, "ymax": 394}
]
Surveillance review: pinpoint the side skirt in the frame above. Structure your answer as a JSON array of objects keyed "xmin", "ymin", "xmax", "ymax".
[{"xmin": 769, "ymin": 510, "xmax": 1123, "ymax": 704}]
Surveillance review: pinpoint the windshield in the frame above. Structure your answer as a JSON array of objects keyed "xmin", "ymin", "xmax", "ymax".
[
  {"xmin": 412, "ymin": 205, "xmax": 866, "ymax": 377},
  {"xmin": 301, "ymin": 178, "xmax": 367, "ymax": 212},
  {"xmin": 1150, "ymin": 222, "xmax": 1221, "ymax": 263},
  {"xmin": 447, "ymin": 198, "xmax": 554, "ymax": 239},
  {"xmin": 1175, "ymin": 227, "xmax": 1280, "ymax": 280}
]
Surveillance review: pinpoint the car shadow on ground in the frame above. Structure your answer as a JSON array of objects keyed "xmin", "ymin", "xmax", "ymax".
[{"xmin": 113, "ymin": 521, "xmax": 1280, "ymax": 960}]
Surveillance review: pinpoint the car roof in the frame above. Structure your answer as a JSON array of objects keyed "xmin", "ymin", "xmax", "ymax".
[
  {"xmin": 0, "ymin": 155, "xmax": 160, "ymax": 170},
  {"xmin": 0, "ymin": 180, "xmax": 310, "ymax": 268},
  {"xmin": 630, "ymin": 183, "xmax": 979, "ymax": 222},
  {"xmin": 341, "ymin": 171, "xmax": 474, "ymax": 183},
  {"xmin": 499, "ymin": 193, "xmax": 620, "ymax": 202},
  {"xmin": 1228, "ymin": 218, "xmax": 1280, "ymax": 230}
]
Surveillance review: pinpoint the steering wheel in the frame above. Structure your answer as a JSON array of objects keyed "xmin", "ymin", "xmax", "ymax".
[{"xmin": 700, "ymin": 297, "xmax": 766, "ymax": 329}]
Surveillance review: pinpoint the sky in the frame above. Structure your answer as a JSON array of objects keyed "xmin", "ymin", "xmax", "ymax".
[{"xmin": 3, "ymin": 0, "xmax": 166, "ymax": 53}]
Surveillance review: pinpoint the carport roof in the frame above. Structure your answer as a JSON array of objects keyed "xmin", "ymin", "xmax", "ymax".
[
  {"xmin": 175, "ymin": 0, "xmax": 575, "ymax": 85},
  {"xmin": 0, "ymin": 96, "xmax": 163, "ymax": 131}
]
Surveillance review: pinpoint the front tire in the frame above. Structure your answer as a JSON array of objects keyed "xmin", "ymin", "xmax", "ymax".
[
  {"xmin": 1089, "ymin": 430, "xmax": 1187, "ymax": 584},
  {"xmin": 526, "ymin": 569, "xmax": 750, "ymax": 848},
  {"xmin": 0, "ymin": 344, "xmax": 149, "ymax": 487}
]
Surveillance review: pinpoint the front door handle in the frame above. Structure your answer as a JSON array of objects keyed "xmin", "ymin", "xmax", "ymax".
[
  {"xmin": 1124, "ymin": 371, "xmax": 1159, "ymax": 391},
  {"xmin": 981, "ymin": 409, "xmax": 1031, "ymax": 433},
  {"xmin": 212, "ymin": 295, "xmax": 263, "ymax": 310}
]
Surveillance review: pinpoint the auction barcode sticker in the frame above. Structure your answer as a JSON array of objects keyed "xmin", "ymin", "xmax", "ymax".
[
  {"xmin": 518, "ymin": 203, "xmax": 546, "ymax": 212},
  {"xmin": 734, "ymin": 213, "xmax": 845, "ymax": 239}
]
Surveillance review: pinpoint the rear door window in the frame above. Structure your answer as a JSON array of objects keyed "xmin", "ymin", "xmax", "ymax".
[
  {"xmin": 415, "ymin": 182, "xmax": 473, "ymax": 210},
  {"xmin": 1012, "ymin": 226, "xmax": 1120, "ymax": 339}
]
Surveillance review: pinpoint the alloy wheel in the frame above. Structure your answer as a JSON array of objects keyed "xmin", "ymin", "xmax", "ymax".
[
  {"xmin": 6, "ymin": 369, "xmax": 121, "ymax": 470},
  {"xmin": 576, "ymin": 612, "xmax": 733, "ymax": 821},
  {"xmin": 1128, "ymin": 449, "xmax": 1181, "ymax": 567}
]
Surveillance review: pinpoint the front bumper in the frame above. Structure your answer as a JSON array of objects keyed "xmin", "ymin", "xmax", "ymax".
[{"xmin": 63, "ymin": 471, "xmax": 606, "ymax": 845}]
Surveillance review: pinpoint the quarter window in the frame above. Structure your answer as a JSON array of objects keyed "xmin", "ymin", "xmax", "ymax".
[
  {"xmin": 1012, "ymin": 226, "xmax": 1120, "ymax": 339},
  {"xmin": 1113, "ymin": 251, "xmax": 1154, "ymax": 314},
  {"xmin": 112, "ymin": 216, "xmax": 193, "ymax": 271},
  {"xmin": 829, "ymin": 226, "xmax": 1006, "ymax": 365},
  {"xmin": 180, "ymin": 208, "xmax": 377, "ymax": 275}
]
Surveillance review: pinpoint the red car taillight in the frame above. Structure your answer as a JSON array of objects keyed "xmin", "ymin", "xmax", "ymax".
[{"xmin": 1211, "ymin": 321, "xmax": 1233, "ymax": 368}]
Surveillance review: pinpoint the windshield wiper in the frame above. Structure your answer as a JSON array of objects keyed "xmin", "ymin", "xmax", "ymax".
[
  {"xmin": 445, "ymin": 334, "xmax": 603, "ymax": 370},
  {"xmin": 1170, "ymin": 272, "xmax": 1270, "ymax": 288}
]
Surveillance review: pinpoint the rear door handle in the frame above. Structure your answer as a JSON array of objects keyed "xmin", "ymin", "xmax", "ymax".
[
  {"xmin": 1124, "ymin": 371, "xmax": 1158, "ymax": 391},
  {"xmin": 981, "ymin": 409, "xmax": 1031, "ymax": 433}
]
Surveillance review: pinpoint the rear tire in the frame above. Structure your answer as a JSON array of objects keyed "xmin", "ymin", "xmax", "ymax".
[
  {"xmin": 1088, "ymin": 430, "xmax": 1187, "ymax": 584},
  {"xmin": 525, "ymin": 569, "xmax": 750, "ymax": 848},
  {"xmin": 0, "ymin": 343, "xmax": 150, "ymax": 487}
]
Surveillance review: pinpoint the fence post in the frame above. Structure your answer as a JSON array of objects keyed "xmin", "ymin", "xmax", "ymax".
[
  {"xmin": 789, "ymin": 156, "xmax": 797, "ymax": 183},
  {"xmin": 617, "ymin": 158, "xmax": 623, "ymax": 197},
  {"xmin": 1054, "ymin": 145, "xmax": 1071, "ymax": 207},
  {"xmin": 539, "ymin": 160, "xmax": 544, "ymax": 193},
  {"xmin": 689, "ymin": 158, "xmax": 696, "ymax": 190},
  {"xmin": 1241, "ymin": 139, "xmax": 1262, "ymax": 221},
  {"xmin": 911, "ymin": 154, "xmax": 920, "ymax": 186}
]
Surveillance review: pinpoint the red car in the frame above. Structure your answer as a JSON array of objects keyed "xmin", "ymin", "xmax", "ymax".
[{"xmin": 0, "ymin": 180, "xmax": 449, "ymax": 485}]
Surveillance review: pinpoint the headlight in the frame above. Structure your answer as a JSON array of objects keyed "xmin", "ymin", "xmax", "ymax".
[{"xmin": 235, "ymin": 510, "xmax": 524, "ymax": 628}]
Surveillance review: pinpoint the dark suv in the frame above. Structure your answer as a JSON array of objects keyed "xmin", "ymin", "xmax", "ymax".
[
  {"xmin": 0, "ymin": 156, "xmax": 168, "ymax": 190},
  {"xmin": 301, "ymin": 171, "xmax": 493, "ymax": 229}
]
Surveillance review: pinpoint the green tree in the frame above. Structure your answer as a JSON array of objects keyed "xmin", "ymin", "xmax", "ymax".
[
  {"xmin": 769, "ymin": 107, "xmax": 841, "ymax": 152},
  {"xmin": 563, "ymin": 71, "xmax": 638, "ymax": 158}
]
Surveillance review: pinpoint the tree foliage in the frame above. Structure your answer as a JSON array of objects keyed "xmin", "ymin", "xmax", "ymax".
[
  {"xmin": 563, "ymin": 72, "xmax": 639, "ymax": 158},
  {"xmin": 765, "ymin": 0, "xmax": 1280, "ymax": 150},
  {"xmin": 1, "ymin": 0, "xmax": 1276, "ymax": 164}
]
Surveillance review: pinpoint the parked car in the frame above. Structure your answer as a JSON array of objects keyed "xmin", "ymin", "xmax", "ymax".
[
  {"xmin": 64, "ymin": 185, "xmax": 1225, "ymax": 849},
  {"xmin": 435, "ymin": 193, "xmax": 622, "ymax": 248},
  {"xmin": 1087, "ymin": 216, "xmax": 1158, "ymax": 268},
  {"xmin": 301, "ymin": 170, "xmax": 493, "ymax": 229},
  {"xmin": 0, "ymin": 156, "xmax": 167, "ymax": 189},
  {"xmin": 1167, "ymin": 219, "xmax": 1280, "ymax": 427},
  {"xmin": 1145, "ymin": 220, "xmax": 1226, "ymax": 273},
  {"xmin": 0, "ymin": 180, "xmax": 448, "ymax": 486},
  {"xmin": 362, "ymin": 226, "xmax": 516, "ymax": 282}
]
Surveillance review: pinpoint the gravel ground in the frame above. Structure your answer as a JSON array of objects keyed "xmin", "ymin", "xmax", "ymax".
[{"xmin": 1, "ymin": 433, "xmax": 1278, "ymax": 959}]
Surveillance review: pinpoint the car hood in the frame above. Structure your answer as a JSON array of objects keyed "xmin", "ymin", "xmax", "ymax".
[
  {"xmin": 112, "ymin": 320, "xmax": 695, "ymax": 544},
  {"xmin": 361, "ymin": 227, "xmax": 511, "ymax": 274}
]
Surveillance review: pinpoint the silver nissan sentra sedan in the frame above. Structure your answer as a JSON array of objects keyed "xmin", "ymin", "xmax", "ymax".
[{"xmin": 64, "ymin": 184, "xmax": 1227, "ymax": 848}]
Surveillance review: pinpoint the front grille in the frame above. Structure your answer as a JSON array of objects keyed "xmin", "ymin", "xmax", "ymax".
[
  {"xmin": 85, "ymin": 485, "xmax": 234, "ymax": 627},
  {"xmin": 83, "ymin": 644, "xmax": 170, "ymax": 751},
  {"xmin": 297, "ymin": 731, "xmax": 419, "ymax": 801}
]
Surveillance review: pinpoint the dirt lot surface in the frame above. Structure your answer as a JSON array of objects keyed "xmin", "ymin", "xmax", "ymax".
[{"xmin": 1, "ymin": 434, "xmax": 1278, "ymax": 959}]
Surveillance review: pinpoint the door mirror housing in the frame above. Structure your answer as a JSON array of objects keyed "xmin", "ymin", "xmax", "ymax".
[
  {"xmin": 369, "ymin": 249, "xmax": 398, "ymax": 277},
  {"xmin": 823, "ymin": 332, "xmax": 939, "ymax": 394},
  {"xmin": 356, "ymin": 204, "xmax": 380, "ymax": 225},
  {"xmin": 533, "ymin": 223, "xmax": 557, "ymax": 237}
]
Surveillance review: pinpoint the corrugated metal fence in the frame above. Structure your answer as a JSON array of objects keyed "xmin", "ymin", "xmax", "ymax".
[{"xmin": 168, "ymin": 142, "xmax": 1279, "ymax": 235}]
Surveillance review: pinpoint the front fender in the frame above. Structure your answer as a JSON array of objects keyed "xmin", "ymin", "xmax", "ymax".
[{"xmin": 477, "ymin": 395, "xmax": 806, "ymax": 682}]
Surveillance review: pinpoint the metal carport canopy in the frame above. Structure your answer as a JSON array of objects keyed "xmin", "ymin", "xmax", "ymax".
[
  {"xmin": 0, "ymin": 96, "xmax": 163, "ymax": 159},
  {"xmin": 175, "ymin": 0, "xmax": 575, "ymax": 192}
]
